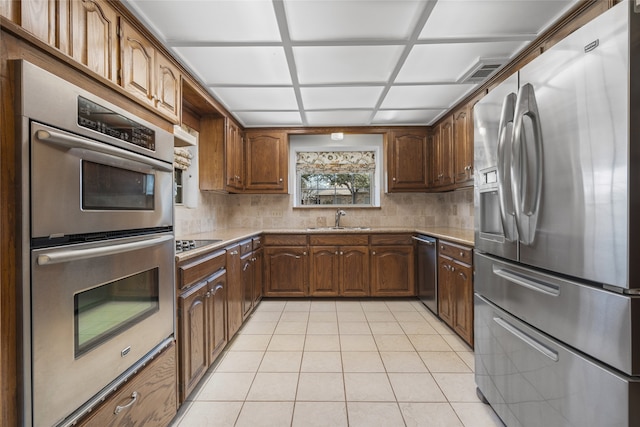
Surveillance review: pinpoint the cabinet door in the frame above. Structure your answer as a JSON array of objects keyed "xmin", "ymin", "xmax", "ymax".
[
  {"xmin": 120, "ymin": 20, "xmax": 155, "ymax": 107},
  {"xmin": 20, "ymin": 0, "xmax": 55, "ymax": 46},
  {"xmin": 225, "ymin": 121, "xmax": 244, "ymax": 191},
  {"xmin": 427, "ymin": 130, "xmax": 439, "ymax": 188},
  {"xmin": 70, "ymin": 0, "xmax": 118, "ymax": 83},
  {"xmin": 155, "ymin": 53, "xmax": 180, "ymax": 122},
  {"xmin": 207, "ymin": 274, "xmax": 227, "ymax": 365},
  {"xmin": 226, "ymin": 245, "xmax": 243, "ymax": 339},
  {"xmin": 370, "ymin": 245, "xmax": 415, "ymax": 296},
  {"xmin": 244, "ymin": 131, "xmax": 288, "ymax": 193},
  {"xmin": 264, "ymin": 246, "xmax": 308, "ymax": 297},
  {"xmin": 241, "ymin": 252, "xmax": 254, "ymax": 319},
  {"xmin": 178, "ymin": 281, "xmax": 208, "ymax": 401},
  {"xmin": 253, "ymin": 248, "xmax": 263, "ymax": 305},
  {"xmin": 340, "ymin": 246, "xmax": 369, "ymax": 296},
  {"xmin": 78, "ymin": 344, "xmax": 176, "ymax": 427},
  {"xmin": 453, "ymin": 106, "xmax": 473, "ymax": 185},
  {"xmin": 310, "ymin": 246, "xmax": 340, "ymax": 296},
  {"xmin": 388, "ymin": 130, "xmax": 429, "ymax": 191},
  {"xmin": 436, "ymin": 116, "xmax": 455, "ymax": 188},
  {"xmin": 453, "ymin": 261, "xmax": 473, "ymax": 347},
  {"xmin": 437, "ymin": 256, "xmax": 454, "ymax": 328}
]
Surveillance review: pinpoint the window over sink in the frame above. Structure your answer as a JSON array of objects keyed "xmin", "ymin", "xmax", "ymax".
[{"xmin": 290, "ymin": 134, "xmax": 383, "ymax": 208}]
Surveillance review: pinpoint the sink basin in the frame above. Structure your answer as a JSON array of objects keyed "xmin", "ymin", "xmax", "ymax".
[{"xmin": 306, "ymin": 226, "xmax": 371, "ymax": 231}]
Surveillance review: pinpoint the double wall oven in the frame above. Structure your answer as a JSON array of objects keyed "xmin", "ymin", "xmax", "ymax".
[{"xmin": 15, "ymin": 61, "xmax": 175, "ymax": 427}]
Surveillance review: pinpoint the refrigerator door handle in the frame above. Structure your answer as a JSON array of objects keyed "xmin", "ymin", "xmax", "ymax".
[
  {"xmin": 492, "ymin": 265, "xmax": 560, "ymax": 297},
  {"xmin": 497, "ymin": 92, "xmax": 518, "ymax": 242},
  {"xmin": 493, "ymin": 316, "xmax": 559, "ymax": 362},
  {"xmin": 511, "ymin": 83, "xmax": 543, "ymax": 245}
]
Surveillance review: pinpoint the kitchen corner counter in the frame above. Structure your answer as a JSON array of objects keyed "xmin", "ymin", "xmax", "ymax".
[{"xmin": 176, "ymin": 227, "xmax": 473, "ymax": 262}]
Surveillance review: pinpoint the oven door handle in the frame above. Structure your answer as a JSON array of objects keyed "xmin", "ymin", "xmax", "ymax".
[
  {"xmin": 36, "ymin": 129, "xmax": 173, "ymax": 172},
  {"xmin": 37, "ymin": 235, "xmax": 173, "ymax": 265}
]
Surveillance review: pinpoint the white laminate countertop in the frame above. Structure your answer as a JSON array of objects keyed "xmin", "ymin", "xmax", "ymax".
[{"xmin": 176, "ymin": 227, "xmax": 474, "ymax": 262}]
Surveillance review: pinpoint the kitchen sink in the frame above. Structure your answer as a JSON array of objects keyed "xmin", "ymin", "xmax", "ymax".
[{"xmin": 306, "ymin": 226, "xmax": 371, "ymax": 231}]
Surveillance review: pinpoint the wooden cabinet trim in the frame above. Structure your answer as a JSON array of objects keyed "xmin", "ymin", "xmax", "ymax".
[
  {"xmin": 309, "ymin": 234, "xmax": 368, "ymax": 246},
  {"xmin": 178, "ymin": 249, "xmax": 226, "ymax": 290},
  {"xmin": 263, "ymin": 234, "xmax": 308, "ymax": 246}
]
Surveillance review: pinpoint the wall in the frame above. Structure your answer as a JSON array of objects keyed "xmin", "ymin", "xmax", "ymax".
[{"xmin": 174, "ymin": 187, "xmax": 474, "ymax": 235}]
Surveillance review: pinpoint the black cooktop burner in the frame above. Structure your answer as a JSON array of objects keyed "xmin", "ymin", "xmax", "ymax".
[{"xmin": 175, "ymin": 239, "xmax": 222, "ymax": 253}]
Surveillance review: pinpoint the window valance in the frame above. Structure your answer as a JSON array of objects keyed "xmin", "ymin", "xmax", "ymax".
[{"xmin": 296, "ymin": 151, "xmax": 376, "ymax": 173}]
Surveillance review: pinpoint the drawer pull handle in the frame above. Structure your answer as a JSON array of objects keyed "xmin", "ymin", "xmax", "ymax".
[
  {"xmin": 492, "ymin": 266, "xmax": 560, "ymax": 297},
  {"xmin": 114, "ymin": 391, "xmax": 138, "ymax": 414},
  {"xmin": 229, "ymin": 250, "xmax": 239, "ymax": 255},
  {"xmin": 493, "ymin": 317, "xmax": 559, "ymax": 362},
  {"xmin": 212, "ymin": 284, "xmax": 224, "ymax": 295}
]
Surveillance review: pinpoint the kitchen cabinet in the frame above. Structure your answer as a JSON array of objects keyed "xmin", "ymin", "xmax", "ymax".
[
  {"xmin": 370, "ymin": 234, "xmax": 415, "ymax": 296},
  {"xmin": 309, "ymin": 234, "xmax": 369, "ymax": 297},
  {"xmin": 120, "ymin": 20, "xmax": 180, "ymax": 123},
  {"xmin": 69, "ymin": 0, "xmax": 119, "ymax": 84},
  {"xmin": 176, "ymin": 250, "xmax": 227, "ymax": 402},
  {"xmin": 453, "ymin": 104, "xmax": 473, "ymax": 186},
  {"xmin": 225, "ymin": 120, "xmax": 244, "ymax": 192},
  {"xmin": 226, "ymin": 243, "xmax": 243, "ymax": 338},
  {"xmin": 431, "ymin": 116, "xmax": 455, "ymax": 189},
  {"xmin": 437, "ymin": 240, "xmax": 474, "ymax": 347},
  {"xmin": 252, "ymin": 236, "xmax": 264, "ymax": 306},
  {"xmin": 77, "ymin": 342, "xmax": 176, "ymax": 427},
  {"xmin": 263, "ymin": 234, "xmax": 309, "ymax": 297},
  {"xmin": 387, "ymin": 129, "xmax": 429, "ymax": 192},
  {"xmin": 240, "ymin": 239, "xmax": 257, "ymax": 320},
  {"xmin": 244, "ymin": 130, "xmax": 288, "ymax": 193}
]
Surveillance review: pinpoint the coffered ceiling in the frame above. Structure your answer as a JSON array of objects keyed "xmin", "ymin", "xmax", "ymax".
[{"xmin": 123, "ymin": 0, "xmax": 579, "ymax": 128}]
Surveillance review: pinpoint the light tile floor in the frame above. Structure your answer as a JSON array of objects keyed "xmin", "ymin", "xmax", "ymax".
[{"xmin": 171, "ymin": 298, "xmax": 505, "ymax": 427}]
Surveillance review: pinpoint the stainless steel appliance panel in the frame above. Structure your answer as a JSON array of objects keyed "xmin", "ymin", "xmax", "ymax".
[
  {"xmin": 414, "ymin": 235, "xmax": 438, "ymax": 314},
  {"xmin": 475, "ymin": 294, "xmax": 640, "ymax": 427},
  {"xmin": 30, "ymin": 233, "xmax": 174, "ymax": 427},
  {"xmin": 515, "ymin": 3, "xmax": 629, "ymax": 288},
  {"xmin": 475, "ymin": 252, "xmax": 640, "ymax": 376},
  {"xmin": 30, "ymin": 122, "xmax": 173, "ymax": 238},
  {"xmin": 474, "ymin": 73, "xmax": 519, "ymax": 261}
]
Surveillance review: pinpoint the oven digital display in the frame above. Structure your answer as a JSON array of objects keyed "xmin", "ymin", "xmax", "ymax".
[
  {"xmin": 77, "ymin": 96, "xmax": 155, "ymax": 150},
  {"xmin": 74, "ymin": 268, "xmax": 159, "ymax": 358}
]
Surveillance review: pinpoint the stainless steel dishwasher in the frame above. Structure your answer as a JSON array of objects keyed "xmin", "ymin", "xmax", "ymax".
[{"xmin": 413, "ymin": 235, "xmax": 437, "ymax": 315}]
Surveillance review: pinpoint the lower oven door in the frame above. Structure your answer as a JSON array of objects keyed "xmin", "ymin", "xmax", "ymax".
[{"xmin": 30, "ymin": 233, "xmax": 174, "ymax": 427}]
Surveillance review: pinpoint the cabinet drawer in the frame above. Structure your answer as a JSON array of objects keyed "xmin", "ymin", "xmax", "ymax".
[
  {"xmin": 240, "ymin": 239, "xmax": 253, "ymax": 256},
  {"xmin": 252, "ymin": 236, "xmax": 262, "ymax": 250},
  {"xmin": 79, "ymin": 343, "xmax": 177, "ymax": 427},
  {"xmin": 178, "ymin": 250, "xmax": 226, "ymax": 290},
  {"xmin": 310, "ymin": 234, "xmax": 368, "ymax": 246},
  {"xmin": 263, "ymin": 234, "xmax": 307, "ymax": 246},
  {"xmin": 438, "ymin": 240, "xmax": 472, "ymax": 264},
  {"xmin": 370, "ymin": 233, "xmax": 413, "ymax": 245}
]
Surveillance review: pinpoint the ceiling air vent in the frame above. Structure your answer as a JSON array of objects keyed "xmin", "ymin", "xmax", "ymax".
[{"xmin": 458, "ymin": 58, "xmax": 507, "ymax": 84}]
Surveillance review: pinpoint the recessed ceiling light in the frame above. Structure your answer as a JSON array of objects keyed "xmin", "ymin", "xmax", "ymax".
[{"xmin": 331, "ymin": 132, "xmax": 344, "ymax": 140}]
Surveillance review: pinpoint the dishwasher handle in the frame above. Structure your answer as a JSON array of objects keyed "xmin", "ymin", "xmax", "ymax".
[{"xmin": 412, "ymin": 236, "xmax": 436, "ymax": 245}]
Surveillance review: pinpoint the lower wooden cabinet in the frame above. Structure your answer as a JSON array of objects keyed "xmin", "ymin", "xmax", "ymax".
[
  {"xmin": 437, "ymin": 240, "xmax": 474, "ymax": 347},
  {"xmin": 370, "ymin": 234, "xmax": 415, "ymax": 296},
  {"xmin": 226, "ymin": 243, "xmax": 243, "ymax": 339},
  {"xmin": 252, "ymin": 240, "xmax": 264, "ymax": 306},
  {"xmin": 78, "ymin": 343, "xmax": 177, "ymax": 426},
  {"xmin": 310, "ymin": 245, "xmax": 369, "ymax": 297},
  {"xmin": 264, "ymin": 245, "xmax": 309, "ymax": 296}
]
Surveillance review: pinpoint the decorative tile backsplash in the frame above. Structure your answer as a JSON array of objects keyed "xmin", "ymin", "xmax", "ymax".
[{"xmin": 175, "ymin": 187, "xmax": 473, "ymax": 236}]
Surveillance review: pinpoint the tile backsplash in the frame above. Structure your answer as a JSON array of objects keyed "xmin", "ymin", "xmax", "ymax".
[{"xmin": 175, "ymin": 187, "xmax": 473, "ymax": 236}]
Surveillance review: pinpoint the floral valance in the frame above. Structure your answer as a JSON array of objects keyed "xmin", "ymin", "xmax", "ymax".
[{"xmin": 296, "ymin": 151, "xmax": 375, "ymax": 174}]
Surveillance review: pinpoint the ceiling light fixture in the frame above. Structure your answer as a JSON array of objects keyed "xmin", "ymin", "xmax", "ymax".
[{"xmin": 331, "ymin": 132, "xmax": 344, "ymax": 141}]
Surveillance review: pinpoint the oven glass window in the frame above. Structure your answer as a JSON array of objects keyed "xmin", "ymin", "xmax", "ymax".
[
  {"xmin": 74, "ymin": 268, "xmax": 159, "ymax": 357},
  {"xmin": 82, "ymin": 161, "xmax": 155, "ymax": 210}
]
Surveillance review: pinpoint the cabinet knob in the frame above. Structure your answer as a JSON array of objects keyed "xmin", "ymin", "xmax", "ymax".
[
  {"xmin": 392, "ymin": 177, "xmax": 396, "ymax": 181},
  {"xmin": 340, "ymin": 251, "xmax": 344, "ymax": 255},
  {"xmin": 372, "ymin": 251, "xmax": 376, "ymax": 255},
  {"xmin": 303, "ymin": 251, "xmax": 307, "ymax": 256},
  {"xmin": 279, "ymin": 178, "xmax": 283, "ymax": 182},
  {"xmin": 229, "ymin": 250, "xmax": 239, "ymax": 255},
  {"xmin": 460, "ymin": 251, "xmax": 464, "ymax": 257},
  {"xmin": 335, "ymin": 251, "xmax": 339, "ymax": 255}
]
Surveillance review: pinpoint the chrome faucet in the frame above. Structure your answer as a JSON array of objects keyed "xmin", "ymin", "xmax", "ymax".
[{"xmin": 335, "ymin": 209, "xmax": 346, "ymax": 228}]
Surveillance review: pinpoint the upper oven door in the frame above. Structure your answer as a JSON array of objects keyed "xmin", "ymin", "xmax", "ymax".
[{"xmin": 30, "ymin": 122, "xmax": 173, "ymax": 239}]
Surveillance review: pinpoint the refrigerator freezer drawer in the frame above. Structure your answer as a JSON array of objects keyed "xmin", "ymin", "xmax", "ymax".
[
  {"xmin": 475, "ymin": 294, "xmax": 640, "ymax": 427},
  {"xmin": 475, "ymin": 252, "xmax": 640, "ymax": 376}
]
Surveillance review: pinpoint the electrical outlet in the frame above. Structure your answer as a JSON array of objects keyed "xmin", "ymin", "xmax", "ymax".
[{"xmin": 271, "ymin": 211, "xmax": 283, "ymax": 217}]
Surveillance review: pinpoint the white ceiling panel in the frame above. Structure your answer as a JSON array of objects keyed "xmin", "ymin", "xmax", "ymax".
[
  {"xmin": 397, "ymin": 41, "xmax": 526, "ymax": 83},
  {"xmin": 175, "ymin": 46, "xmax": 291, "ymax": 85},
  {"xmin": 122, "ymin": 0, "xmax": 581, "ymax": 127},
  {"xmin": 293, "ymin": 46, "xmax": 404, "ymax": 84},
  {"xmin": 373, "ymin": 109, "xmax": 447, "ymax": 126},
  {"xmin": 306, "ymin": 111, "xmax": 374, "ymax": 127},
  {"xmin": 301, "ymin": 87, "xmax": 384, "ymax": 110},
  {"xmin": 235, "ymin": 111, "xmax": 303, "ymax": 127},
  {"xmin": 419, "ymin": 0, "xmax": 579, "ymax": 39},
  {"xmin": 382, "ymin": 84, "xmax": 478, "ymax": 110},
  {"xmin": 127, "ymin": 0, "xmax": 281, "ymax": 42},
  {"xmin": 210, "ymin": 87, "xmax": 298, "ymax": 111},
  {"xmin": 284, "ymin": 0, "xmax": 427, "ymax": 41}
]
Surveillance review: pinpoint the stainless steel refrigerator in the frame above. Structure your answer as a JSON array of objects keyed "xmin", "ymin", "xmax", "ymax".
[{"xmin": 473, "ymin": 2, "xmax": 640, "ymax": 426}]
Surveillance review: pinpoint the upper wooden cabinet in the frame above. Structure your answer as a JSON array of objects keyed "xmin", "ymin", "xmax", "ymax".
[
  {"xmin": 431, "ymin": 116, "xmax": 455, "ymax": 190},
  {"xmin": 453, "ymin": 105, "xmax": 473, "ymax": 186},
  {"xmin": 244, "ymin": 130, "xmax": 288, "ymax": 193},
  {"xmin": 387, "ymin": 129, "xmax": 429, "ymax": 192},
  {"xmin": 120, "ymin": 20, "xmax": 180, "ymax": 123},
  {"xmin": 225, "ymin": 120, "xmax": 244, "ymax": 192},
  {"xmin": 69, "ymin": 0, "xmax": 119, "ymax": 84}
]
